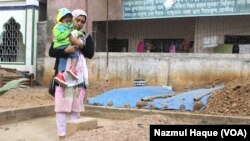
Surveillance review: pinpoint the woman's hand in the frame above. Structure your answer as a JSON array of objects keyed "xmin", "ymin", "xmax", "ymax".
[
  {"xmin": 69, "ymin": 35, "xmax": 83, "ymax": 48},
  {"xmin": 64, "ymin": 45, "xmax": 76, "ymax": 53}
]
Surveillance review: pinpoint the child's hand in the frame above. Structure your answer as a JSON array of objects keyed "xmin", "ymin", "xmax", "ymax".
[
  {"xmin": 69, "ymin": 36, "xmax": 82, "ymax": 47},
  {"xmin": 71, "ymin": 30, "xmax": 78, "ymax": 37},
  {"xmin": 71, "ymin": 30, "xmax": 83, "ymax": 37},
  {"xmin": 77, "ymin": 31, "xmax": 83, "ymax": 37}
]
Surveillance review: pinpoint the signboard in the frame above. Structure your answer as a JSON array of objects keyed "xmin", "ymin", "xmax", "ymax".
[
  {"xmin": 203, "ymin": 36, "xmax": 218, "ymax": 48},
  {"xmin": 123, "ymin": 0, "xmax": 250, "ymax": 19}
]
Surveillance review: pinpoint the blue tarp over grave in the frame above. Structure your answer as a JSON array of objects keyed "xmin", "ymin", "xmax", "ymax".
[
  {"xmin": 88, "ymin": 86, "xmax": 174, "ymax": 108},
  {"xmin": 88, "ymin": 85, "xmax": 224, "ymax": 111},
  {"xmin": 145, "ymin": 85, "xmax": 223, "ymax": 111}
]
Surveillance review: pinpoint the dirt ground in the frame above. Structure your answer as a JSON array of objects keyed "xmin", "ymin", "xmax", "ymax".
[
  {"xmin": 0, "ymin": 87, "xmax": 54, "ymax": 111},
  {"xmin": 70, "ymin": 77, "xmax": 250, "ymax": 141},
  {"xmin": 197, "ymin": 77, "xmax": 250, "ymax": 116},
  {"xmin": 0, "ymin": 68, "xmax": 250, "ymax": 140},
  {"xmin": 66, "ymin": 114, "xmax": 188, "ymax": 141}
]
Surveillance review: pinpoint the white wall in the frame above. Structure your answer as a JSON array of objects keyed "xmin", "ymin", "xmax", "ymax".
[{"xmin": 43, "ymin": 53, "xmax": 250, "ymax": 91}]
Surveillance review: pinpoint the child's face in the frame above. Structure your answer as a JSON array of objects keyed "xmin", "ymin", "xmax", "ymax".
[{"xmin": 61, "ymin": 17, "xmax": 72, "ymax": 25}]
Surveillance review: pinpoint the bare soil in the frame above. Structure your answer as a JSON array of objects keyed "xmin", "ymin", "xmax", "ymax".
[
  {"xmin": 65, "ymin": 114, "xmax": 189, "ymax": 141},
  {"xmin": 0, "ymin": 87, "xmax": 54, "ymax": 111},
  {"xmin": 66, "ymin": 77, "xmax": 250, "ymax": 141},
  {"xmin": 196, "ymin": 77, "xmax": 250, "ymax": 117}
]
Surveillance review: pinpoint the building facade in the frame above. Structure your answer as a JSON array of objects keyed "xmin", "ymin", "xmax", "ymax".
[
  {"xmin": 0, "ymin": 0, "xmax": 40, "ymax": 75},
  {"xmin": 91, "ymin": 0, "xmax": 250, "ymax": 54},
  {"xmin": 42, "ymin": 0, "xmax": 250, "ymax": 87}
]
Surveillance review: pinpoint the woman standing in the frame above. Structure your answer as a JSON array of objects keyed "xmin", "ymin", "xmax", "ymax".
[{"xmin": 49, "ymin": 9, "xmax": 94, "ymax": 140}]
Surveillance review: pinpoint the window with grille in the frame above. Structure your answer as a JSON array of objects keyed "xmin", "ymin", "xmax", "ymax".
[{"xmin": 0, "ymin": 17, "xmax": 25, "ymax": 63}]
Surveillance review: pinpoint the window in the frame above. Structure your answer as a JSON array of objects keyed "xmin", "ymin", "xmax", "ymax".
[
  {"xmin": 225, "ymin": 35, "xmax": 250, "ymax": 54},
  {"xmin": 0, "ymin": 17, "xmax": 25, "ymax": 62},
  {"xmin": 108, "ymin": 38, "xmax": 128, "ymax": 52},
  {"xmin": 144, "ymin": 39, "xmax": 193, "ymax": 53}
]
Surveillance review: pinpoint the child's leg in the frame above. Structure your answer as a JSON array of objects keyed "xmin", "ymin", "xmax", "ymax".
[
  {"xmin": 55, "ymin": 58, "xmax": 67, "ymax": 86},
  {"xmin": 56, "ymin": 45, "xmax": 69, "ymax": 73},
  {"xmin": 67, "ymin": 52, "xmax": 79, "ymax": 79},
  {"xmin": 71, "ymin": 58, "xmax": 77, "ymax": 69},
  {"xmin": 69, "ymin": 51, "xmax": 78, "ymax": 68},
  {"xmin": 58, "ymin": 58, "xmax": 67, "ymax": 73}
]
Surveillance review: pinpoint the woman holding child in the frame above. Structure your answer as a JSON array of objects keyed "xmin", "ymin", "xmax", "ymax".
[{"xmin": 49, "ymin": 8, "xmax": 94, "ymax": 140}]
